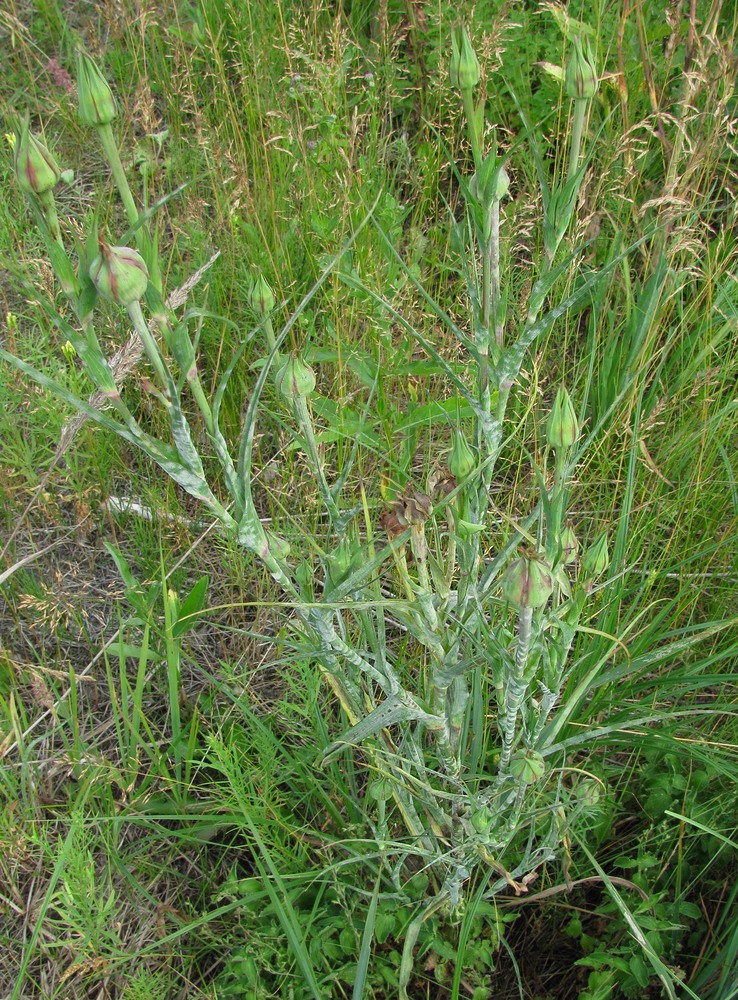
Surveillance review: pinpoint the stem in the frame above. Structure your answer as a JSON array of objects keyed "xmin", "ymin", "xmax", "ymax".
[
  {"xmin": 187, "ymin": 365, "xmax": 244, "ymax": 515},
  {"xmin": 293, "ymin": 395, "xmax": 343, "ymax": 533},
  {"xmin": 567, "ymin": 99, "xmax": 587, "ymax": 184},
  {"xmin": 496, "ymin": 605, "xmax": 533, "ymax": 785},
  {"xmin": 37, "ymin": 190, "xmax": 64, "ymax": 248},
  {"xmin": 546, "ymin": 448, "xmax": 568, "ymax": 566},
  {"xmin": 126, "ymin": 300, "xmax": 171, "ymax": 390},
  {"xmin": 97, "ymin": 122, "xmax": 143, "ymax": 241}
]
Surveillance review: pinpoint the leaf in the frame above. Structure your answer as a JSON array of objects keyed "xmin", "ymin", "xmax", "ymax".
[
  {"xmin": 321, "ymin": 695, "xmax": 438, "ymax": 763},
  {"xmin": 171, "ymin": 574, "xmax": 209, "ymax": 638}
]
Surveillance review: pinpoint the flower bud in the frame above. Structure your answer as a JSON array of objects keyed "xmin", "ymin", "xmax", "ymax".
[
  {"xmin": 275, "ymin": 352, "xmax": 316, "ymax": 399},
  {"xmin": 582, "ymin": 531, "xmax": 609, "ymax": 580},
  {"xmin": 266, "ymin": 530, "xmax": 291, "ymax": 560},
  {"xmin": 560, "ymin": 521, "xmax": 578, "ymax": 565},
  {"xmin": 14, "ymin": 120, "xmax": 60, "ymax": 195},
  {"xmin": 449, "ymin": 24, "xmax": 480, "ymax": 91},
  {"xmin": 249, "ymin": 272, "xmax": 275, "ymax": 316},
  {"xmin": 510, "ymin": 750, "xmax": 546, "ymax": 784},
  {"xmin": 565, "ymin": 36, "xmax": 599, "ymax": 101},
  {"xmin": 546, "ymin": 387, "xmax": 579, "ymax": 451},
  {"xmin": 89, "ymin": 241, "xmax": 149, "ymax": 306},
  {"xmin": 502, "ymin": 552, "xmax": 553, "ymax": 609},
  {"xmin": 448, "ymin": 430, "xmax": 475, "ymax": 481},
  {"xmin": 77, "ymin": 52, "xmax": 117, "ymax": 126}
]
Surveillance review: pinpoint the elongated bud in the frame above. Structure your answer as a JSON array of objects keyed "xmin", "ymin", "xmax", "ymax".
[
  {"xmin": 276, "ymin": 352, "xmax": 316, "ymax": 398},
  {"xmin": 448, "ymin": 430, "xmax": 475, "ymax": 480},
  {"xmin": 502, "ymin": 551, "xmax": 553, "ymax": 609},
  {"xmin": 547, "ymin": 387, "xmax": 579, "ymax": 451},
  {"xmin": 449, "ymin": 24, "xmax": 480, "ymax": 91},
  {"xmin": 89, "ymin": 241, "xmax": 149, "ymax": 306},
  {"xmin": 565, "ymin": 36, "xmax": 599, "ymax": 101},
  {"xmin": 14, "ymin": 120, "xmax": 60, "ymax": 194},
  {"xmin": 560, "ymin": 521, "xmax": 578, "ymax": 565},
  {"xmin": 582, "ymin": 531, "xmax": 609, "ymax": 580},
  {"xmin": 77, "ymin": 52, "xmax": 117, "ymax": 126},
  {"xmin": 249, "ymin": 272, "xmax": 275, "ymax": 316}
]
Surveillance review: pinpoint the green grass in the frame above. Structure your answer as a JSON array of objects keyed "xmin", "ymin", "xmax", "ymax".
[{"xmin": 2, "ymin": 1, "xmax": 738, "ymax": 998}]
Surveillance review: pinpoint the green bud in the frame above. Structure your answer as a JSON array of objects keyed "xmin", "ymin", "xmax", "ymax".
[
  {"xmin": 449, "ymin": 24, "xmax": 480, "ymax": 91},
  {"xmin": 565, "ymin": 36, "xmax": 599, "ymax": 101},
  {"xmin": 275, "ymin": 352, "xmax": 316, "ymax": 399},
  {"xmin": 249, "ymin": 272, "xmax": 275, "ymax": 316},
  {"xmin": 581, "ymin": 531, "xmax": 609, "ymax": 580},
  {"xmin": 547, "ymin": 387, "xmax": 579, "ymax": 451},
  {"xmin": 14, "ymin": 120, "xmax": 60, "ymax": 195},
  {"xmin": 89, "ymin": 241, "xmax": 149, "ymax": 307},
  {"xmin": 77, "ymin": 52, "xmax": 117, "ymax": 126},
  {"xmin": 575, "ymin": 777, "xmax": 603, "ymax": 810},
  {"xmin": 502, "ymin": 552, "xmax": 553, "ymax": 609},
  {"xmin": 470, "ymin": 805, "xmax": 494, "ymax": 835},
  {"xmin": 266, "ymin": 530, "xmax": 290, "ymax": 560},
  {"xmin": 560, "ymin": 521, "xmax": 578, "ymax": 565},
  {"xmin": 448, "ymin": 430, "xmax": 475, "ymax": 480},
  {"xmin": 510, "ymin": 750, "xmax": 546, "ymax": 785}
]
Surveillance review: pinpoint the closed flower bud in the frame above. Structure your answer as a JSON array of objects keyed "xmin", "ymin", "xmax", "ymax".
[
  {"xmin": 560, "ymin": 521, "xmax": 579, "ymax": 565},
  {"xmin": 565, "ymin": 36, "xmax": 599, "ymax": 101},
  {"xmin": 89, "ymin": 241, "xmax": 149, "ymax": 306},
  {"xmin": 266, "ymin": 530, "xmax": 291, "ymax": 560},
  {"xmin": 249, "ymin": 272, "xmax": 275, "ymax": 316},
  {"xmin": 502, "ymin": 551, "xmax": 553, "ymax": 609},
  {"xmin": 276, "ymin": 352, "xmax": 316, "ymax": 398},
  {"xmin": 448, "ymin": 430, "xmax": 476, "ymax": 480},
  {"xmin": 449, "ymin": 24, "xmax": 480, "ymax": 91},
  {"xmin": 14, "ymin": 121, "xmax": 60, "ymax": 195},
  {"xmin": 77, "ymin": 52, "xmax": 117, "ymax": 126},
  {"xmin": 510, "ymin": 750, "xmax": 546, "ymax": 784},
  {"xmin": 582, "ymin": 531, "xmax": 609, "ymax": 580},
  {"xmin": 547, "ymin": 387, "xmax": 579, "ymax": 451}
]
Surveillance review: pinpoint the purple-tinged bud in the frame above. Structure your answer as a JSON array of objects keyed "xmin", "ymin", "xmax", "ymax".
[
  {"xmin": 449, "ymin": 24, "xmax": 480, "ymax": 91},
  {"xmin": 14, "ymin": 121, "xmax": 60, "ymax": 195},
  {"xmin": 547, "ymin": 387, "xmax": 579, "ymax": 452},
  {"xmin": 266, "ymin": 530, "xmax": 291, "ymax": 560},
  {"xmin": 77, "ymin": 52, "xmax": 117, "ymax": 126},
  {"xmin": 89, "ymin": 241, "xmax": 149, "ymax": 306},
  {"xmin": 249, "ymin": 272, "xmax": 276, "ymax": 316},
  {"xmin": 560, "ymin": 521, "xmax": 579, "ymax": 565},
  {"xmin": 565, "ymin": 36, "xmax": 599, "ymax": 101},
  {"xmin": 275, "ymin": 352, "xmax": 316, "ymax": 399},
  {"xmin": 502, "ymin": 551, "xmax": 553, "ymax": 609}
]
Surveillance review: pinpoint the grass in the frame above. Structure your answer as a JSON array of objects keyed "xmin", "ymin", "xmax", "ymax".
[{"xmin": 2, "ymin": 1, "xmax": 738, "ymax": 998}]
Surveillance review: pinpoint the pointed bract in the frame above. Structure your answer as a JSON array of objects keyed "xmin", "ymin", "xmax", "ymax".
[
  {"xmin": 14, "ymin": 120, "xmax": 60, "ymax": 195},
  {"xmin": 77, "ymin": 52, "xmax": 117, "ymax": 126},
  {"xmin": 89, "ymin": 241, "xmax": 149, "ymax": 307}
]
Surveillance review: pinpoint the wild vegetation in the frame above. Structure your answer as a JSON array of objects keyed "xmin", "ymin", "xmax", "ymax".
[{"xmin": 1, "ymin": 1, "xmax": 737, "ymax": 998}]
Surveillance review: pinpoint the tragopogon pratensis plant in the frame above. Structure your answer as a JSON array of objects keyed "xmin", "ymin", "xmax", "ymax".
[{"xmin": 3, "ymin": 28, "xmax": 621, "ymax": 993}]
